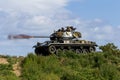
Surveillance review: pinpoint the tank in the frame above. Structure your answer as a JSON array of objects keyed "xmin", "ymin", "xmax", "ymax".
[
  {"xmin": 8, "ymin": 26, "xmax": 97, "ymax": 55},
  {"xmin": 33, "ymin": 26, "xmax": 97, "ymax": 55}
]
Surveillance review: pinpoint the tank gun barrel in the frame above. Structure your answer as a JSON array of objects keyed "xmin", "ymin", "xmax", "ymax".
[
  {"xmin": 31, "ymin": 36, "xmax": 50, "ymax": 38},
  {"xmin": 8, "ymin": 34, "xmax": 49, "ymax": 39}
]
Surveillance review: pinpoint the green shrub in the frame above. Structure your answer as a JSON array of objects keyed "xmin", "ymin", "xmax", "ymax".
[
  {"xmin": 0, "ymin": 64, "xmax": 20, "ymax": 80},
  {"xmin": 100, "ymin": 64, "xmax": 120, "ymax": 80},
  {"xmin": 99, "ymin": 43, "xmax": 119, "ymax": 54}
]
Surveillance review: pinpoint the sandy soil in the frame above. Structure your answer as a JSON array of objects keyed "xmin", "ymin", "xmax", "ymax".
[
  {"xmin": 0, "ymin": 58, "xmax": 9, "ymax": 64},
  {"xmin": 13, "ymin": 62, "xmax": 21, "ymax": 76}
]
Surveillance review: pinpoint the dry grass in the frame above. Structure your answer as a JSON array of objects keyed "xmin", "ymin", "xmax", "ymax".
[
  {"xmin": 12, "ymin": 62, "xmax": 21, "ymax": 77},
  {"xmin": 0, "ymin": 58, "xmax": 9, "ymax": 64}
]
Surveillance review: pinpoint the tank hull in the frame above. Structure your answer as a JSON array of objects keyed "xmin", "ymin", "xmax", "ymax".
[{"xmin": 34, "ymin": 40, "xmax": 97, "ymax": 55}]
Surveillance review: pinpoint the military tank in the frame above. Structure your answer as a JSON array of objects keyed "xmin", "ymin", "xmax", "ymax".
[{"xmin": 8, "ymin": 26, "xmax": 97, "ymax": 55}]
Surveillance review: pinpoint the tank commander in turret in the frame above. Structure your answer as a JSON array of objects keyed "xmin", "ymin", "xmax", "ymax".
[
  {"xmin": 66, "ymin": 26, "xmax": 72, "ymax": 31},
  {"xmin": 61, "ymin": 27, "xmax": 65, "ymax": 32},
  {"xmin": 69, "ymin": 26, "xmax": 76, "ymax": 31},
  {"xmin": 57, "ymin": 29, "xmax": 61, "ymax": 32}
]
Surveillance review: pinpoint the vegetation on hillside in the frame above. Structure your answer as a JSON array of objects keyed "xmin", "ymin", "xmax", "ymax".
[
  {"xmin": 21, "ymin": 43, "xmax": 120, "ymax": 80},
  {"xmin": 0, "ymin": 43, "xmax": 120, "ymax": 80}
]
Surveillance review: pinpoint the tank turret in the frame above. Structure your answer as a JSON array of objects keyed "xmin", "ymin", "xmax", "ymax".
[{"xmin": 50, "ymin": 26, "xmax": 81, "ymax": 41}]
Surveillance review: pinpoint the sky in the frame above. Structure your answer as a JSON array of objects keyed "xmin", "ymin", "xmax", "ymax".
[{"xmin": 0, "ymin": 0, "xmax": 120, "ymax": 56}]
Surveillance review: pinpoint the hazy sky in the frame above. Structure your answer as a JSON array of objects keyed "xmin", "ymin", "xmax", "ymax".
[{"xmin": 0, "ymin": 0, "xmax": 120, "ymax": 56}]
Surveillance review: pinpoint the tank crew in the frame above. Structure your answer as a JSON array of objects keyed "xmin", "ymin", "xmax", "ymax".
[
  {"xmin": 61, "ymin": 27, "xmax": 65, "ymax": 32},
  {"xmin": 66, "ymin": 26, "xmax": 76, "ymax": 32},
  {"xmin": 58, "ymin": 29, "xmax": 61, "ymax": 32},
  {"xmin": 70, "ymin": 26, "xmax": 76, "ymax": 31},
  {"xmin": 66, "ymin": 26, "xmax": 72, "ymax": 31}
]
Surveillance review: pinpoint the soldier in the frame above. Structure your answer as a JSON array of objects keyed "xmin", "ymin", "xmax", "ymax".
[
  {"xmin": 66, "ymin": 26, "xmax": 72, "ymax": 31},
  {"xmin": 70, "ymin": 26, "xmax": 76, "ymax": 31},
  {"xmin": 58, "ymin": 29, "xmax": 61, "ymax": 32},
  {"xmin": 61, "ymin": 27, "xmax": 65, "ymax": 32}
]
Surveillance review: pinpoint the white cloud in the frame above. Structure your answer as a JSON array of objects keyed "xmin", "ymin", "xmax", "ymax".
[
  {"xmin": 71, "ymin": 19, "xmax": 120, "ymax": 44},
  {"xmin": 26, "ymin": 16, "xmax": 53, "ymax": 27},
  {"xmin": 0, "ymin": 0, "xmax": 68, "ymax": 14},
  {"xmin": 0, "ymin": 0, "xmax": 71, "ymax": 35},
  {"xmin": 94, "ymin": 18, "xmax": 103, "ymax": 23},
  {"xmin": 103, "ymin": 26, "xmax": 113, "ymax": 33}
]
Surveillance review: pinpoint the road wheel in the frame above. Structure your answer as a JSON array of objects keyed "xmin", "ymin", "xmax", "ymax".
[
  {"xmin": 63, "ymin": 49, "xmax": 68, "ymax": 53},
  {"xmin": 70, "ymin": 49, "xmax": 75, "ymax": 52},
  {"xmin": 89, "ymin": 47, "xmax": 95, "ymax": 53},
  {"xmin": 83, "ymin": 49, "xmax": 88, "ymax": 54},
  {"xmin": 75, "ymin": 49, "xmax": 81, "ymax": 54},
  {"xmin": 35, "ymin": 48, "xmax": 42, "ymax": 55},
  {"xmin": 48, "ymin": 45, "xmax": 56, "ymax": 54},
  {"xmin": 55, "ymin": 49, "xmax": 59, "ymax": 55}
]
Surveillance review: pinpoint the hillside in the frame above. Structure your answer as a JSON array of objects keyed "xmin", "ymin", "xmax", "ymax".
[{"xmin": 0, "ymin": 43, "xmax": 120, "ymax": 80}]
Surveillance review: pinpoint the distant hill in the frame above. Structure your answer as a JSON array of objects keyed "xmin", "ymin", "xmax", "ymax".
[{"xmin": 0, "ymin": 43, "xmax": 120, "ymax": 80}]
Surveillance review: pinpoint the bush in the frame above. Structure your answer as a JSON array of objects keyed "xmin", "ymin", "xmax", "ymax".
[
  {"xmin": 99, "ymin": 43, "xmax": 119, "ymax": 53},
  {"xmin": 0, "ymin": 63, "xmax": 20, "ymax": 80},
  {"xmin": 100, "ymin": 64, "xmax": 120, "ymax": 80}
]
